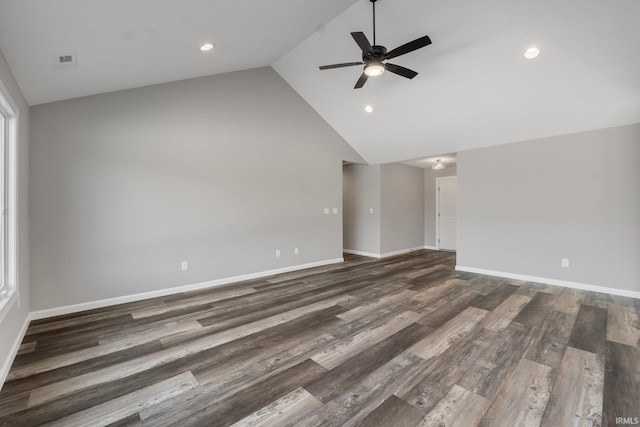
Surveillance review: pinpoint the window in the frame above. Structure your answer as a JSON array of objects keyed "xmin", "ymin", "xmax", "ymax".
[
  {"xmin": 0, "ymin": 87, "xmax": 16, "ymax": 314},
  {"xmin": 0, "ymin": 107, "xmax": 4, "ymax": 297}
]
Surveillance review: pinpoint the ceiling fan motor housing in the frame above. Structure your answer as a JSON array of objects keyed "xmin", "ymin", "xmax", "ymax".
[{"xmin": 363, "ymin": 45, "xmax": 388, "ymax": 62}]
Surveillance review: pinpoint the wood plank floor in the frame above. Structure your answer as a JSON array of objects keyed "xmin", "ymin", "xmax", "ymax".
[{"xmin": 1, "ymin": 250, "xmax": 639, "ymax": 426}]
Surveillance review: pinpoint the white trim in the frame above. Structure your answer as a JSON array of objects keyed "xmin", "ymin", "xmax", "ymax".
[
  {"xmin": 380, "ymin": 247, "xmax": 425, "ymax": 258},
  {"xmin": 0, "ymin": 87, "xmax": 18, "ymax": 316},
  {"xmin": 455, "ymin": 265, "xmax": 640, "ymax": 299},
  {"xmin": 30, "ymin": 258, "xmax": 344, "ymax": 321},
  {"xmin": 423, "ymin": 245, "xmax": 439, "ymax": 250},
  {"xmin": 343, "ymin": 249, "xmax": 381, "ymax": 258},
  {"xmin": 344, "ymin": 247, "xmax": 426, "ymax": 259},
  {"xmin": 0, "ymin": 310, "xmax": 31, "ymax": 389}
]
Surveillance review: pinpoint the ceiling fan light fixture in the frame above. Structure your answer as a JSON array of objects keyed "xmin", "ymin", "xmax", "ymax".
[
  {"xmin": 364, "ymin": 61, "xmax": 385, "ymax": 77},
  {"xmin": 432, "ymin": 159, "xmax": 445, "ymax": 170}
]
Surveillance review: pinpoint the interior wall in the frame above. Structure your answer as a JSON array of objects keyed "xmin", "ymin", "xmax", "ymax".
[
  {"xmin": 424, "ymin": 165, "xmax": 457, "ymax": 248},
  {"xmin": 343, "ymin": 163, "xmax": 425, "ymax": 256},
  {"xmin": 29, "ymin": 66, "xmax": 363, "ymax": 311},
  {"xmin": 457, "ymin": 123, "xmax": 640, "ymax": 294},
  {"xmin": 380, "ymin": 164, "xmax": 424, "ymax": 254},
  {"xmin": 342, "ymin": 163, "xmax": 381, "ymax": 255},
  {"xmin": 0, "ymin": 48, "xmax": 30, "ymax": 386}
]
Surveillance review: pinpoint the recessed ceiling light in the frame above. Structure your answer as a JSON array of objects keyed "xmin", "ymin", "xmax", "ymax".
[
  {"xmin": 200, "ymin": 43, "xmax": 215, "ymax": 52},
  {"xmin": 364, "ymin": 105, "xmax": 374, "ymax": 113},
  {"xmin": 524, "ymin": 46, "xmax": 540, "ymax": 59}
]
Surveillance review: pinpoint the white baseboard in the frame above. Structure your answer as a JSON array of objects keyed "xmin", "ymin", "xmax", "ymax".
[
  {"xmin": 30, "ymin": 258, "xmax": 344, "ymax": 321},
  {"xmin": 343, "ymin": 249, "xmax": 381, "ymax": 258},
  {"xmin": 381, "ymin": 247, "xmax": 426, "ymax": 258},
  {"xmin": 344, "ymin": 247, "xmax": 428, "ymax": 259},
  {"xmin": 0, "ymin": 311, "xmax": 31, "ymax": 389},
  {"xmin": 423, "ymin": 245, "xmax": 439, "ymax": 250},
  {"xmin": 456, "ymin": 265, "xmax": 640, "ymax": 299}
]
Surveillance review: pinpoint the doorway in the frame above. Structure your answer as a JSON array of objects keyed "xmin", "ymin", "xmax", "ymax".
[{"xmin": 437, "ymin": 176, "xmax": 457, "ymax": 251}]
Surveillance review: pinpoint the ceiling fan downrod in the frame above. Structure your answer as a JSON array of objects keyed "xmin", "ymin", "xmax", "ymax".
[{"xmin": 371, "ymin": 0, "xmax": 377, "ymax": 46}]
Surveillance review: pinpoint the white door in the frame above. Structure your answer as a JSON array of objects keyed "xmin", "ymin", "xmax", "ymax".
[{"xmin": 437, "ymin": 177, "xmax": 457, "ymax": 250}]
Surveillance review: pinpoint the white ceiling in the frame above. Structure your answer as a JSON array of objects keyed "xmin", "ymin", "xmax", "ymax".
[
  {"xmin": 274, "ymin": 0, "xmax": 640, "ymax": 163},
  {"xmin": 1, "ymin": 0, "xmax": 639, "ymax": 164},
  {"xmin": 0, "ymin": 0, "xmax": 358, "ymax": 105}
]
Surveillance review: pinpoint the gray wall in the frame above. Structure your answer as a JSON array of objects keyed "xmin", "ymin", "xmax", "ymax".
[
  {"xmin": 343, "ymin": 164, "xmax": 380, "ymax": 254},
  {"xmin": 0, "ymin": 48, "xmax": 30, "ymax": 383},
  {"xmin": 458, "ymin": 123, "xmax": 640, "ymax": 293},
  {"xmin": 30, "ymin": 66, "xmax": 363, "ymax": 311},
  {"xmin": 380, "ymin": 164, "xmax": 424, "ymax": 254},
  {"xmin": 343, "ymin": 163, "xmax": 424, "ymax": 256},
  {"xmin": 424, "ymin": 165, "xmax": 457, "ymax": 247}
]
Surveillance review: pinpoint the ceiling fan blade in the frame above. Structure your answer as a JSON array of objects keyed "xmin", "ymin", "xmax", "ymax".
[
  {"xmin": 319, "ymin": 62, "xmax": 364, "ymax": 70},
  {"xmin": 385, "ymin": 63, "xmax": 418, "ymax": 79},
  {"xmin": 351, "ymin": 32, "xmax": 374, "ymax": 56},
  {"xmin": 354, "ymin": 73, "xmax": 368, "ymax": 89},
  {"xmin": 384, "ymin": 35, "xmax": 432, "ymax": 60}
]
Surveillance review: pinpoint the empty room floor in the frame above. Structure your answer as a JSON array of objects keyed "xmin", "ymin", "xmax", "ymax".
[{"xmin": 0, "ymin": 250, "xmax": 638, "ymax": 426}]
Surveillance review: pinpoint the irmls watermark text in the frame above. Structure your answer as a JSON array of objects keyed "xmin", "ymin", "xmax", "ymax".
[{"xmin": 616, "ymin": 417, "xmax": 640, "ymax": 425}]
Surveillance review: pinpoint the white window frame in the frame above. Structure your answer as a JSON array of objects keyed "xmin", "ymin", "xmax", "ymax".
[{"xmin": 0, "ymin": 86, "xmax": 17, "ymax": 317}]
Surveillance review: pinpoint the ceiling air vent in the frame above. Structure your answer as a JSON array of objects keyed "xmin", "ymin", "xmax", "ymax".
[{"xmin": 53, "ymin": 53, "xmax": 77, "ymax": 69}]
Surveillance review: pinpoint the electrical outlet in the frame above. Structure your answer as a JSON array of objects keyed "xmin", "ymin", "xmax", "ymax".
[
  {"xmin": 333, "ymin": 208, "xmax": 338, "ymax": 214},
  {"xmin": 324, "ymin": 208, "xmax": 330, "ymax": 215},
  {"xmin": 294, "ymin": 247, "xmax": 299, "ymax": 255},
  {"xmin": 181, "ymin": 261, "xmax": 188, "ymax": 271},
  {"xmin": 561, "ymin": 259, "xmax": 569, "ymax": 268},
  {"xmin": 369, "ymin": 208, "xmax": 374, "ymax": 214},
  {"xmin": 276, "ymin": 249, "xmax": 281, "ymax": 257}
]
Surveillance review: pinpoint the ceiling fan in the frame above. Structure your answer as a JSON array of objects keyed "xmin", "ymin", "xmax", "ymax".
[{"xmin": 319, "ymin": 0, "xmax": 432, "ymax": 89}]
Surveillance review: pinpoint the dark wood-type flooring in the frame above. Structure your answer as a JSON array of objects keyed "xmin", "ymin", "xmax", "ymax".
[{"xmin": 1, "ymin": 250, "xmax": 639, "ymax": 426}]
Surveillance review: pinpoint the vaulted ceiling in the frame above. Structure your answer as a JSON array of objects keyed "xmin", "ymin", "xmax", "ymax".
[
  {"xmin": 0, "ymin": 0, "xmax": 359, "ymax": 105},
  {"xmin": 1, "ymin": 0, "xmax": 639, "ymax": 164}
]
